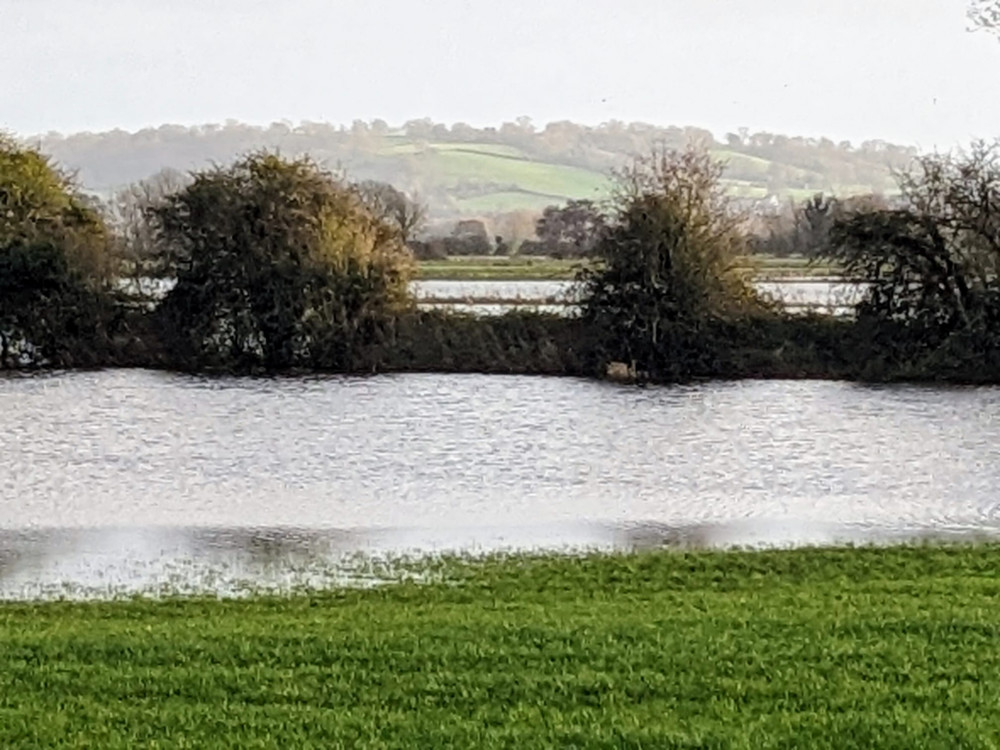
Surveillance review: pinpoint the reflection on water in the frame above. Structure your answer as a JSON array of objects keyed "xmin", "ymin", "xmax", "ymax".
[
  {"xmin": 412, "ymin": 279, "xmax": 576, "ymax": 301},
  {"xmin": 2, "ymin": 371, "xmax": 999, "ymax": 598},
  {"xmin": 4, "ymin": 521, "xmax": 998, "ymax": 600}
]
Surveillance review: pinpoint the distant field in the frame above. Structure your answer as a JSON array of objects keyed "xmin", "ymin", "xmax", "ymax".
[
  {"xmin": 369, "ymin": 141, "xmax": 888, "ymax": 216},
  {"xmin": 416, "ymin": 256, "xmax": 582, "ymax": 280},
  {"xmin": 378, "ymin": 140, "xmax": 610, "ymax": 213},
  {"xmin": 4, "ymin": 545, "xmax": 1000, "ymax": 747},
  {"xmin": 416, "ymin": 255, "xmax": 839, "ymax": 281},
  {"xmin": 455, "ymin": 191, "xmax": 577, "ymax": 214},
  {"xmin": 426, "ymin": 149, "xmax": 609, "ymax": 199}
]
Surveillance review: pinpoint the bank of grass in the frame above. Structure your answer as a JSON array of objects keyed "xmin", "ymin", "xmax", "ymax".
[{"xmin": 3, "ymin": 545, "xmax": 1000, "ymax": 747}]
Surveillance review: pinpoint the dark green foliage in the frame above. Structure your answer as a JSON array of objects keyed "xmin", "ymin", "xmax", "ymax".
[
  {"xmin": 534, "ymin": 198, "xmax": 607, "ymax": 257},
  {"xmin": 152, "ymin": 152, "xmax": 413, "ymax": 371},
  {"xmin": 385, "ymin": 310, "xmax": 589, "ymax": 375},
  {"xmin": 4, "ymin": 545, "xmax": 1000, "ymax": 747},
  {"xmin": 0, "ymin": 135, "xmax": 113, "ymax": 368}
]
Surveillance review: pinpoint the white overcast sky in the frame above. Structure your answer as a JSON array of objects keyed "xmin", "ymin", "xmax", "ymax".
[{"xmin": 2, "ymin": 0, "xmax": 998, "ymax": 148}]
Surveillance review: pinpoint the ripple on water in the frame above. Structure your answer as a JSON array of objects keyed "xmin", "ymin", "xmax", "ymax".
[{"xmin": 2, "ymin": 371, "xmax": 999, "ymax": 598}]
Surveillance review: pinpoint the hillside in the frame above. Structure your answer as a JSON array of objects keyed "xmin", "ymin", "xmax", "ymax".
[{"xmin": 30, "ymin": 120, "xmax": 914, "ymax": 221}]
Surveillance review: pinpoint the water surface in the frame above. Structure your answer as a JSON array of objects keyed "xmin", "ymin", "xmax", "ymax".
[{"xmin": 2, "ymin": 371, "xmax": 997, "ymax": 597}]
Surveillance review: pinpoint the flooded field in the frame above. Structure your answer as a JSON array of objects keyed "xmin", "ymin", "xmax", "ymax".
[
  {"xmin": 2, "ymin": 371, "xmax": 997, "ymax": 597},
  {"xmin": 414, "ymin": 279, "xmax": 862, "ymax": 315}
]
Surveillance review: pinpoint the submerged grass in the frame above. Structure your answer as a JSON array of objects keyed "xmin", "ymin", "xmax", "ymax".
[{"xmin": 3, "ymin": 545, "xmax": 1000, "ymax": 747}]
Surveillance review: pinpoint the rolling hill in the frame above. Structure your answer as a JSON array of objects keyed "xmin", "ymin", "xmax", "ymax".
[{"xmin": 32, "ymin": 120, "xmax": 911, "ymax": 221}]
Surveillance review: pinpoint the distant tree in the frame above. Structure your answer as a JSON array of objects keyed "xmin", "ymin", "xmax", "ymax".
[
  {"xmin": 353, "ymin": 180, "xmax": 427, "ymax": 242},
  {"xmin": 442, "ymin": 219, "xmax": 492, "ymax": 255},
  {"xmin": 450, "ymin": 122, "xmax": 479, "ymax": 142},
  {"xmin": 153, "ymin": 152, "xmax": 413, "ymax": 370},
  {"xmin": 105, "ymin": 167, "xmax": 189, "ymax": 288},
  {"xmin": 403, "ymin": 118, "xmax": 435, "ymax": 141},
  {"xmin": 749, "ymin": 192, "xmax": 891, "ymax": 258},
  {"xmin": 0, "ymin": 134, "xmax": 113, "ymax": 367},
  {"xmin": 493, "ymin": 209, "xmax": 539, "ymax": 250},
  {"xmin": 795, "ymin": 193, "xmax": 837, "ymax": 253},
  {"xmin": 535, "ymin": 199, "xmax": 607, "ymax": 257}
]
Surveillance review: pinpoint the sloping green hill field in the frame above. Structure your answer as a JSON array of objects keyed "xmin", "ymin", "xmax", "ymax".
[
  {"xmin": 375, "ymin": 140, "xmax": 888, "ymax": 215},
  {"xmin": 378, "ymin": 141, "xmax": 611, "ymax": 214}
]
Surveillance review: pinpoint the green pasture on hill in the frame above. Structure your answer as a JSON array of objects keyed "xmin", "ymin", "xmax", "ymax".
[
  {"xmin": 3, "ymin": 545, "xmax": 1000, "ymax": 747},
  {"xmin": 455, "ymin": 190, "xmax": 579, "ymax": 214},
  {"xmin": 374, "ymin": 141, "xmax": 888, "ymax": 215},
  {"xmin": 422, "ymin": 148, "xmax": 609, "ymax": 198}
]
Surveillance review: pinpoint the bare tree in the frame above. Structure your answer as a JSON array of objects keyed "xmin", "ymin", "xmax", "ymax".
[
  {"xmin": 106, "ymin": 168, "xmax": 189, "ymax": 289},
  {"xmin": 969, "ymin": 0, "xmax": 1000, "ymax": 34},
  {"xmin": 352, "ymin": 180, "xmax": 427, "ymax": 243},
  {"xmin": 826, "ymin": 140, "xmax": 1000, "ymax": 343}
]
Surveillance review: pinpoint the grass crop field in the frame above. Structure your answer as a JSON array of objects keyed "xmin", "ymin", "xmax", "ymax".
[
  {"xmin": 3, "ymin": 545, "xmax": 1000, "ymax": 747},
  {"xmin": 375, "ymin": 141, "xmax": 888, "ymax": 216},
  {"xmin": 368, "ymin": 141, "xmax": 891, "ymax": 216},
  {"xmin": 416, "ymin": 255, "xmax": 840, "ymax": 281},
  {"xmin": 416, "ymin": 256, "xmax": 584, "ymax": 280}
]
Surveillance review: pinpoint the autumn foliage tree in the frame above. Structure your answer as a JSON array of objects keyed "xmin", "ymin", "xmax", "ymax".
[{"xmin": 153, "ymin": 152, "xmax": 414, "ymax": 370}]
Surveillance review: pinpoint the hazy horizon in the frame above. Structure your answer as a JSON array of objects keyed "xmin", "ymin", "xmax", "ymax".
[{"xmin": 3, "ymin": 0, "xmax": 999, "ymax": 149}]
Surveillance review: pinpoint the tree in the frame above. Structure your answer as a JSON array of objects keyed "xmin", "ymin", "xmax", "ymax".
[
  {"xmin": 969, "ymin": 0, "xmax": 1000, "ymax": 34},
  {"xmin": 0, "ymin": 134, "xmax": 113, "ymax": 367},
  {"xmin": 352, "ymin": 180, "xmax": 427, "ymax": 243},
  {"xmin": 104, "ymin": 167, "xmax": 189, "ymax": 301},
  {"xmin": 579, "ymin": 146, "xmax": 763, "ymax": 379},
  {"xmin": 153, "ymin": 151, "xmax": 414, "ymax": 370},
  {"xmin": 826, "ymin": 140, "xmax": 1000, "ymax": 354},
  {"xmin": 534, "ymin": 199, "xmax": 607, "ymax": 257},
  {"xmin": 795, "ymin": 193, "xmax": 837, "ymax": 254}
]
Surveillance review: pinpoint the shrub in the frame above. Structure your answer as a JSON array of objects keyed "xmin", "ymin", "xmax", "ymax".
[
  {"xmin": 579, "ymin": 146, "xmax": 766, "ymax": 380},
  {"xmin": 0, "ymin": 135, "xmax": 113, "ymax": 367},
  {"xmin": 152, "ymin": 151, "xmax": 414, "ymax": 371},
  {"xmin": 827, "ymin": 140, "xmax": 1000, "ymax": 368}
]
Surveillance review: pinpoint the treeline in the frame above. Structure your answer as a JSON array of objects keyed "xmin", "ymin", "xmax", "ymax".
[{"xmin": 2, "ymin": 134, "xmax": 999, "ymax": 383}]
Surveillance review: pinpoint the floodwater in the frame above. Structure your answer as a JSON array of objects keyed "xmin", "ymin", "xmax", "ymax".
[
  {"xmin": 121, "ymin": 278, "xmax": 860, "ymax": 315},
  {"xmin": 412, "ymin": 279, "xmax": 575, "ymax": 302},
  {"xmin": 414, "ymin": 279, "xmax": 862, "ymax": 315},
  {"xmin": 2, "ymin": 371, "xmax": 998, "ymax": 598}
]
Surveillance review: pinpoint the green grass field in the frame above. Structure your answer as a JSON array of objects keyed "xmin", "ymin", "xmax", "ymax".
[
  {"xmin": 416, "ymin": 255, "xmax": 839, "ymax": 281},
  {"xmin": 426, "ymin": 148, "xmax": 609, "ymax": 200},
  {"xmin": 416, "ymin": 256, "xmax": 584, "ymax": 280},
  {"xmin": 455, "ymin": 191, "xmax": 576, "ymax": 214},
  {"xmin": 3, "ymin": 545, "xmax": 1000, "ymax": 747},
  {"xmin": 369, "ymin": 141, "xmax": 891, "ymax": 216}
]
